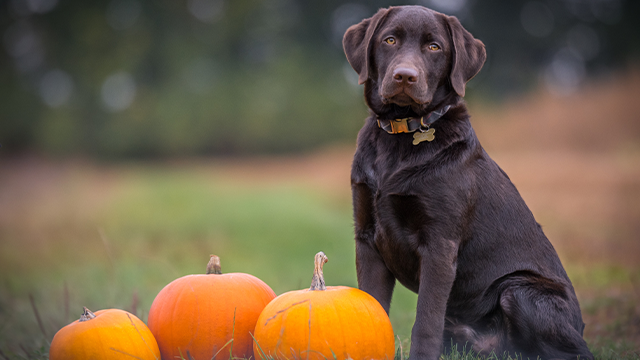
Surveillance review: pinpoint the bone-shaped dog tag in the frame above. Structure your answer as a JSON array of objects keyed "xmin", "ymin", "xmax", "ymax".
[{"xmin": 412, "ymin": 128, "xmax": 435, "ymax": 145}]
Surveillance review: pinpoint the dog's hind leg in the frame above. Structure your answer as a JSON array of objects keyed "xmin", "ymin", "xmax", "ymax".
[{"xmin": 499, "ymin": 280, "xmax": 593, "ymax": 360}]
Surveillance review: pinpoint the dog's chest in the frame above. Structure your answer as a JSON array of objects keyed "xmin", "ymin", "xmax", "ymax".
[
  {"xmin": 353, "ymin": 136, "xmax": 474, "ymax": 289},
  {"xmin": 373, "ymin": 191, "xmax": 427, "ymax": 290},
  {"xmin": 358, "ymin": 157, "xmax": 446, "ymax": 289}
]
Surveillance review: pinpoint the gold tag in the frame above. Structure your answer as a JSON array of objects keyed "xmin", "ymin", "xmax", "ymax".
[{"xmin": 412, "ymin": 128, "xmax": 435, "ymax": 145}]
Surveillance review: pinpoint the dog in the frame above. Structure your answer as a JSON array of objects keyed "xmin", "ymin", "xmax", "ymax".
[{"xmin": 343, "ymin": 6, "xmax": 593, "ymax": 360}]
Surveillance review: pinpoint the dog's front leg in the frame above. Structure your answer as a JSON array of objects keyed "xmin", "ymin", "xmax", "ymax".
[
  {"xmin": 353, "ymin": 182, "xmax": 396, "ymax": 313},
  {"xmin": 355, "ymin": 239, "xmax": 396, "ymax": 313},
  {"xmin": 409, "ymin": 239, "xmax": 459, "ymax": 360}
]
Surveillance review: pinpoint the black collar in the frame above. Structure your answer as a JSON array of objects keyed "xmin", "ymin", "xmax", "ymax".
[{"xmin": 377, "ymin": 105, "xmax": 451, "ymax": 134}]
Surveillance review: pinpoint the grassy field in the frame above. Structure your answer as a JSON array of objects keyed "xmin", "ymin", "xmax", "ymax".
[{"xmin": 1, "ymin": 73, "xmax": 640, "ymax": 359}]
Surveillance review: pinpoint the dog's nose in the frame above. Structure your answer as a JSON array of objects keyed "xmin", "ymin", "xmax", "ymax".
[{"xmin": 393, "ymin": 67, "xmax": 418, "ymax": 85}]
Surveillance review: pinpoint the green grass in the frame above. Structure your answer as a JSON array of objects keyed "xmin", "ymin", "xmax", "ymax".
[
  {"xmin": 0, "ymin": 164, "xmax": 419, "ymax": 358},
  {"xmin": 0, "ymin": 162, "xmax": 638, "ymax": 359}
]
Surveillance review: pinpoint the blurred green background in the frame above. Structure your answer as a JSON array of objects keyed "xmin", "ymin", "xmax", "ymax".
[
  {"xmin": 1, "ymin": 0, "xmax": 639, "ymax": 157},
  {"xmin": 1, "ymin": 0, "xmax": 640, "ymax": 359}
]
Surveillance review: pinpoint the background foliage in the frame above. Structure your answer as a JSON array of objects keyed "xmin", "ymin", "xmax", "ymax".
[{"xmin": 1, "ymin": 0, "xmax": 639, "ymax": 157}]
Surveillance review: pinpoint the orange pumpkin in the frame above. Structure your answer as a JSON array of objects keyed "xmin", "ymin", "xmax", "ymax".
[
  {"xmin": 253, "ymin": 252, "xmax": 396, "ymax": 360},
  {"xmin": 148, "ymin": 254, "xmax": 276, "ymax": 360},
  {"xmin": 49, "ymin": 307, "xmax": 160, "ymax": 360}
]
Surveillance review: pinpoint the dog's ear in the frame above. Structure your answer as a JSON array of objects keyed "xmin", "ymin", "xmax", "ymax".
[
  {"xmin": 343, "ymin": 8, "xmax": 391, "ymax": 85},
  {"xmin": 445, "ymin": 15, "xmax": 486, "ymax": 97}
]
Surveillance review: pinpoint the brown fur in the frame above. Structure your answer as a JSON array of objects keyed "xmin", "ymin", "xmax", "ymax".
[{"xmin": 343, "ymin": 6, "xmax": 593, "ymax": 360}]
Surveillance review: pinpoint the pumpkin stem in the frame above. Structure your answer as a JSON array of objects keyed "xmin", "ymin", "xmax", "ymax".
[
  {"xmin": 207, "ymin": 254, "xmax": 222, "ymax": 275},
  {"xmin": 79, "ymin": 306, "xmax": 96, "ymax": 322},
  {"xmin": 309, "ymin": 251, "xmax": 328, "ymax": 291}
]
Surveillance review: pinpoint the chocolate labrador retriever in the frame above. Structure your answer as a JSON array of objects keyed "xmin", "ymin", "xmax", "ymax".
[{"xmin": 343, "ymin": 6, "xmax": 593, "ymax": 360}]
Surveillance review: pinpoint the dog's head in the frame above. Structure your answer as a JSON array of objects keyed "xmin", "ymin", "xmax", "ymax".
[{"xmin": 343, "ymin": 6, "xmax": 486, "ymax": 119}]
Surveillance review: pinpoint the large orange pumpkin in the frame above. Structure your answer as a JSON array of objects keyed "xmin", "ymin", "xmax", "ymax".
[
  {"xmin": 253, "ymin": 252, "xmax": 396, "ymax": 360},
  {"xmin": 148, "ymin": 254, "xmax": 276, "ymax": 360},
  {"xmin": 49, "ymin": 307, "xmax": 160, "ymax": 360}
]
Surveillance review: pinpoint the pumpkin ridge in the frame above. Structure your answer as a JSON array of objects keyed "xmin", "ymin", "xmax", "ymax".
[
  {"xmin": 109, "ymin": 310, "xmax": 144, "ymax": 359},
  {"xmin": 170, "ymin": 279, "xmax": 189, "ymax": 356},
  {"xmin": 148, "ymin": 291, "xmax": 164, "ymax": 355},
  {"xmin": 357, "ymin": 291, "xmax": 377, "ymax": 358},
  {"xmin": 363, "ymin": 291, "xmax": 394, "ymax": 359},
  {"xmin": 187, "ymin": 277, "xmax": 199, "ymax": 352},
  {"xmin": 166, "ymin": 281, "xmax": 179, "ymax": 356},
  {"xmin": 111, "ymin": 312, "xmax": 136, "ymax": 358},
  {"xmin": 109, "ymin": 346, "xmax": 144, "ymax": 359},
  {"xmin": 263, "ymin": 298, "xmax": 310, "ymax": 327},
  {"xmin": 96, "ymin": 319, "xmax": 107, "ymax": 359},
  {"xmin": 329, "ymin": 291, "xmax": 348, "ymax": 359},
  {"xmin": 290, "ymin": 293, "xmax": 310, "ymax": 358},
  {"xmin": 88, "ymin": 313, "xmax": 108, "ymax": 357},
  {"xmin": 275, "ymin": 296, "xmax": 296, "ymax": 357},
  {"xmin": 125, "ymin": 312, "xmax": 158, "ymax": 359}
]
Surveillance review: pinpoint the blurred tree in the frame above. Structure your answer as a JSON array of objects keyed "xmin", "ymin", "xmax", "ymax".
[{"xmin": 0, "ymin": 0, "xmax": 638, "ymax": 157}]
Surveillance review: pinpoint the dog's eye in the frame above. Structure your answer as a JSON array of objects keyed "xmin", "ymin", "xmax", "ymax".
[
  {"xmin": 428, "ymin": 43, "xmax": 441, "ymax": 51},
  {"xmin": 384, "ymin": 37, "xmax": 396, "ymax": 45}
]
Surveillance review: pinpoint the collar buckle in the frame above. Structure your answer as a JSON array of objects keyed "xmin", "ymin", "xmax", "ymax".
[
  {"xmin": 376, "ymin": 104, "xmax": 452, "ymax": 140},
  {"xmin": 391, "ymin": 118, "xmax": 411, "ymax": 133}
]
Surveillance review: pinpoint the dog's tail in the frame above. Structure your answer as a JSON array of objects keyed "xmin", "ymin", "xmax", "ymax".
[{"xmin": 444, "ymin": 319, "xmax": 502, "ymax": 356}]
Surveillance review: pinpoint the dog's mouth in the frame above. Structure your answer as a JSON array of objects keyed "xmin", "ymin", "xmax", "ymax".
[
  {"xmin": 381, "ymin": 94, "xmax": 429, "ymax": 118},
  {"xmin": 381, "ymin": 88, "xmax": 429, "ymax": 109},
  {"xmin": 384, "ymin": 93, "xmax": 415, "ymax": 107}
]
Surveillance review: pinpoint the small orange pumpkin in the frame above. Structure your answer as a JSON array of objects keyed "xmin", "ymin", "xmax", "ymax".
[
  {"xmin": 148, "ymin": 254, "xmax": 276, "ymax": 360},
  {"xmin": 49, "ymin": 307, "xmax": 160, "ymax": 360},
  {"xmin": 253, "ymin": 252, "xmax": 396, "ymax": 360}
]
